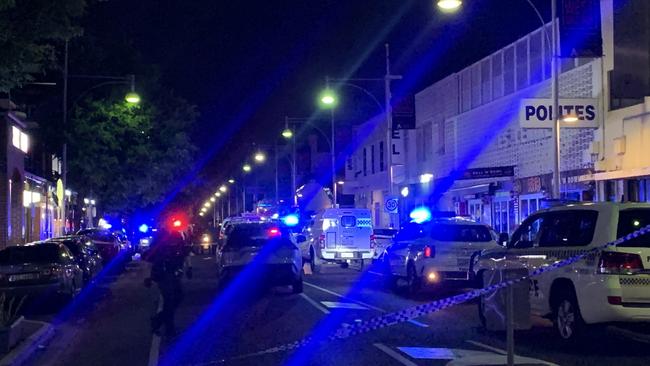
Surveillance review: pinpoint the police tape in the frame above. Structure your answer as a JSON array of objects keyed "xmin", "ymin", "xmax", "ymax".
[{"xmin": 195, "ymin": 224, "xmax": 650, "ymax": 365}]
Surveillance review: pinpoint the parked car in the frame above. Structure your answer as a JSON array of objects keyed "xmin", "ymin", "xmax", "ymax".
[
  {"xmin": 0, "ymin": 243, "xmax": 84, "ymax": 300},
  {"xmin": 474, "ymin": 202, "xmax": 650, "ymax": 341},
  {"xmin": 372, "ymin": 228, "xmax": 398, "ymax": 261},
  {"xmin": 47, "ymin": 236, "xmax": 103, "ymax": 284},
  {"xmin": 76, "ymin": 229, "xmax": 122, "ymax": 263},
  {"xmin": 384, "ymin": 218, "xmax": 501, "ymax": 294},
  {"xmin": 215, "ymin": 222, "xmax": 303, "ymax": 293},
  {"xmin": 298, "ymin": 208, "xmax": 374, "ymax": 272}
]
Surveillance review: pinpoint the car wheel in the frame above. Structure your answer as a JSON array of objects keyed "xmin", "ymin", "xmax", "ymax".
[
  {"xmin": 553, "ymin": 288, "xmax": 584, "ymax": 341},
  {"xmin": 310, "ymin": 248, "xmax": 320, "ymax": 274},
  {"xmin": 406, "ymin": 263, "xmax": 421, "ymax": 296},
  {"xmin": 292, "ymin": 278, "xmax": 303, "ymax": 294}
]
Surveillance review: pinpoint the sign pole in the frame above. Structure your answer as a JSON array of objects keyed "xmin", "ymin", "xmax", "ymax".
[{"xmin": 551, "ymin": 0, "xmax": 561, "ymax": 199}]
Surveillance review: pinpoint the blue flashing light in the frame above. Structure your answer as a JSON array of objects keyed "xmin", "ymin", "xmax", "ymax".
[
  {"xmin": 139, "ymin": 224, "xmax": 149, "ymax": 233},
  {"xmin": 282, "ymin": 214, "xmax": 300, "ymax": 227},
  {"xmin": 409, "ymin": 207, "xmax": 432, "ymax": 224}
]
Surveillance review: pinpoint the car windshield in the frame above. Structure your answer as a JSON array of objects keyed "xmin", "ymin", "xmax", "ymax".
[
  {"xmin": 617, "ymin": 209, "xmax": 650, "ymax": 248},
  {"xmin": 431, "ymin": 224, "xmax": 493, "ymax": 242},
  {"xmin": 0, "ymin": 245, "xmax": 60, "ymax": 265},
  {"xmin": 226, "ymin": 224, "xmax": 288, "ymax": 248}
]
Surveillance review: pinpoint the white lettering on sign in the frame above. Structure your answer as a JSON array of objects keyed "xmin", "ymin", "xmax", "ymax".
[{"xmin": 519, "ymin": 98, "xmax": 600, "ymax": 129}]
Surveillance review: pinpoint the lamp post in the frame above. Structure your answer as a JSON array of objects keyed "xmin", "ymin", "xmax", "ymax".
[
  {"xmin": 320, "ymin": 78, "xmax": 338, "ymax": 207},
  {"xmin": 439, "ymin": 0, "xmax": 561, "ymax": 198}
]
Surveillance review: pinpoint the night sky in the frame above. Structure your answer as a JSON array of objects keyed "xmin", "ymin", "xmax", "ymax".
[{"xmin": 85, "ymin": 0, "xmax": 552, "ymax": 185}]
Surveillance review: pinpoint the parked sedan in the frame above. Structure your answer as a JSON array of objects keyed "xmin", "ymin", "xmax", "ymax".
[
  {"xmin": 47, "ymin": 236, "xmax": 103, "ymax": 284},
  {"xmin": 76, "ymin": 229, "xmax": 122, "ymax": 263},
  {"xmin": 0, "ymin": 243, "xmax": 84, "ymax": 300}
]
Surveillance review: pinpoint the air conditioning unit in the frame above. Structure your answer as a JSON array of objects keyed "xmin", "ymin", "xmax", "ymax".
[{"xmin": 614, "ymin": 136, "xmax": 626, "ymax": 156}]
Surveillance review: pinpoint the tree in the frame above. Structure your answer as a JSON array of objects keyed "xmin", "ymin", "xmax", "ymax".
[
  {"xmin": 68, "ymin": 91, "xmax": 198, "ymax": 215},
  {"xmin": 0, "ymin": 0, "xmax": 85, "ymax": 92}
]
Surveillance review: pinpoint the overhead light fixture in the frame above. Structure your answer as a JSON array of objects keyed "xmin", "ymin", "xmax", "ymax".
[{"xmin": 419, "ymin": 173, "xmax": 434, "ymax": 184}]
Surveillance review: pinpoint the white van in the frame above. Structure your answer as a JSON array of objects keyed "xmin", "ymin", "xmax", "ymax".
[{"xmin": 298, "ymin": 208, "xmax": 374, "ymax": 271}]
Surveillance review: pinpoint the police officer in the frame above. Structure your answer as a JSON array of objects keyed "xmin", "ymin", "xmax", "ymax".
[{"xmin": 144, "ymin": 227, "xmax": 188, "ymax": 336}]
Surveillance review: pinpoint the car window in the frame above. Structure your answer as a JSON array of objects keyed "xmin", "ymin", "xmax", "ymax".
[
  {"xmin": 430, "ymin": 224, "xmax": 493, "ymax": 242},
  {"xmin": 510, "ymin": 214, "xmax": 546, "ymax": 249},
  {"xmin": 340, "ymin": 216, "xmax": 357, "ymax": 228},
  {"xmin": 226, "ymin": 224, "xmax": 288, "ymax": 248},
  {"xmin": 617, "ymin": 208, "xmax": 650, "ymax": 248},
  {"xmin": 395, "ymin": 223, "xmax": 427, "ymax": 241},
  {"xmin": 539, "ymin": 210, "xmax": 598, "ymax": 247},
  {"xmin": 0, "ymin": 245, "xmax": 61, "ymax": 264}
]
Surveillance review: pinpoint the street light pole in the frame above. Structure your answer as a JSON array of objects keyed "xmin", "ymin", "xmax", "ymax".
[
  {"xmin": 384, "ymin": 43, "xmax": 397, "ymax": 227},
  {"xmin": 326, "ymin": 77, "xmax": 337, "ymax": 208},
  {"xmin": 551, "ymin": 0, "xmax": 561, "ymax": 199}
]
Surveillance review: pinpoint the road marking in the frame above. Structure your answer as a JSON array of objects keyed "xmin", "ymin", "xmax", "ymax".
[
  {"xmin": 148, "ymin": 295, "xmax": 163, "ymax": 366},
  {"xmin": 398, "ymin": 347, "xmax": 455, "ymax": 359},
  {"xmin": 406, "ymin": 319, "xmax": 429, "ymax": 328},
  {"xmin": 368, "ymin": 270, "xmax": 384, "ymax": 276},
  {"xmin": 465, "ymin": 340, "xmax": 507, "ymax": 355},
  {"xmin": 373, "ymin": 343, "xmax": 418, "ymax": 366},
  {"xmin": 299, "ymin": 293, "xmax": 330, "ymax": 314},
  {"xmin": 320, "ymin": 301, "xmax": 368, "ymax": 310}
]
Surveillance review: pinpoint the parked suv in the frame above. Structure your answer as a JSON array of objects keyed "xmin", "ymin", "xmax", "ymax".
[
  {"xmin": 215, "ymin": 223, "xmax": 303, "ymax": 293},
  {"xmin": 474, "ymin": 202, "xmax": 650, "ymax": 340},
  {"xmin": 384, "ymin": 218, "xmax": 501, "ymax": 294}
]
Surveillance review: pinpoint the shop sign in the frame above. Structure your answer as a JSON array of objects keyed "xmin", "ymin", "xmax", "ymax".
[
  {"xmin": 459, "ymin": 166, "xmax": 515, "ymax": 180},
  {"xmin": 520, "ymin": 98, "xmax": 600, "ymax": 128}
]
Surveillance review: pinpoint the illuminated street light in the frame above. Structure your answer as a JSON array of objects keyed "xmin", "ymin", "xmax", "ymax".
[
  {"xmin": 400, "ymin": 186, "xmax": 410, "ymax": 198},
  {"xmin": 210, "ymin": 197, "xmax": 216, "ymax": 202},
  {"xmin": 216, "ymin": 192, "xmax": 222, "ymax": 197},
  {"xmin": 337, "ymin": 180, "xmax": 345, "ymax": 185},
  {"xmin": 90, "ymin": 199, "xmax": 96, "ymax": 205},
  {"xmin": 242, "ymin": 164, "xmax": 252, "ymax": 172},
  {"xmin": 199, "ymin": 212, "xmax": 204, "ymax": 217},
  {"xmin": 64, "ymin": 189, "xmax": 72, "ymax": 197},
  {"xmin": 204, "ymin": 201, "xmax": 211, "ymax": 208},
  {"xmin": 419, "ymin": 173, "xmax": 434, "ymax": 184},
  {"xmin": 437, "ymin": 0, "xmax": 462, "ymax": 11},
  {"xmin": 124, "ymin": 92, "xmax": 141, "ymax": 104},
  {"xmin": 219, "ymin": 185, "xmax": 227, "ymax": 192},
  {"xmin": 282, "ymin": 128, "xmax": 293, "ymax": 139},
  {"xmin": 254, "ymin": 152, "xmax": 266, "ymax": 163},
  {"xmin": 319, "ymin": 89, "xmax": 337, "ymax": 108},
  {"xmin": 228, "ymin": 179, "xmax": 235, "ymax": 184},
  {"xmin": 83, "ymin": 198, "xmax": 90, "ymax": 205}
]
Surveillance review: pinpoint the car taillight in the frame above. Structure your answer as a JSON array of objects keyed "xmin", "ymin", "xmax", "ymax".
[
  {"xmin": 423, "ymin": 245, "xmax": 434, "ymax": 258},
  {"xmin": 319, "ymin": 234, "xmax": 325, "ymax": 249},
  {"xmin": 370, "ymin": 234, "xmax": 376, "ymax": 249},
  {"xmin": 268, "ymin": 228, "xmax": 281, "ymax": 237},
  {"xmin": 598, "ymin": 251, "xmax": 644, "ymax": 275}
]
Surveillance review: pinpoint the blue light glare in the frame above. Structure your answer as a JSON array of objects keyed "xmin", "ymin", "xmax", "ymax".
[
  {"xmin": 282, "ymin": 214, "xmax": 300, "ymax": 226},
  {"xmin": 139, "ymin": 224, "xmax": 149, "ymax": 233},
  {"xmin": 409, "ymin": 207, "xmax": 432, "ymax": 224}
]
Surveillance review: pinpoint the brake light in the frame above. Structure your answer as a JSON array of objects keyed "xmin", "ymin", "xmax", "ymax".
[
  {"xmin": 423, "ymin": 246, "xmax": 434, "ymax": 258},
  {"xmin": 598, "ymin": 251, "xmax": 644, "ymax": 275},
  {"xmin": 319, "ymin": 234, "xmax": 325, "ymax": 249},
  {"xmin": 268, "ymin": 228, "xmax": 281, "ymax": 237},
  {"xmin": 370, "ymin": 234, "xmax": 376, "ymax": 249}
]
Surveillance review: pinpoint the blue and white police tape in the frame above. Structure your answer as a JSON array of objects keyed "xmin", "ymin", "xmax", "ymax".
[{"xmin": 199, "ymin": 223, "xmax": 650, "ymax": 365}]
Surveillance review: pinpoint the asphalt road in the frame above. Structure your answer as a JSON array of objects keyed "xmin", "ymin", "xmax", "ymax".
[{"xmin": 22, "ymin": 253, "xmax": 650, "ymax": 366}]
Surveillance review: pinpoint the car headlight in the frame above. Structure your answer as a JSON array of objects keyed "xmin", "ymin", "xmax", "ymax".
[{"xmin": 202, "ymin": 235, "xmax": 211, "ymax": 243}]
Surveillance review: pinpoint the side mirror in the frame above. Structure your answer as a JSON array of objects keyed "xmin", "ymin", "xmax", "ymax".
[
  {"xmin": 296, "ymin": 235, "xmax": 307, "ymax": 243},
  {"xmin": 498, "ymin": 233, "xmax": 509, "ymax": 247}
]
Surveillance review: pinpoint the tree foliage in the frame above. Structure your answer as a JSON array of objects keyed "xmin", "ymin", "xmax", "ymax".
[
  {"xmin": 68, "ymin": 91, "xmax": 198, "ymax": 215},
  {"xmin": 0, "ymin": 0, "xmax": 85, "ymax": 92}
]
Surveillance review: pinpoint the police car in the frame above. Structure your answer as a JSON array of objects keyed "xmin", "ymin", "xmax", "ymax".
[
  {"xmin": 383, "ymin": 217, "xmax": 501, "ymax": 294},
  {"xmin": 474, "ymin": 202, "xmax": 650, "ymax": 341}
]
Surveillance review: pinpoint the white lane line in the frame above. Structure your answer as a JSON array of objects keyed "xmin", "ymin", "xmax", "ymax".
[
  {"xmin": 465, "ymin": 340, "xmax": 507, "ymax": 355},
  {"xmin": 148, "ymin": 295, "xmax": 164, "ymax": 366},
  {"xmin": 407, "ymin": 319, "xmax": 429, "ymax": 328},
  {"xmin": 300, "ymin": 293, "xmax": 330, "ymax": 314},
  {"xmin": 303, "ymin": 281, "xmax": 386, "ymax": 312},
  {"xmin": 320, "ymin": 301, "xmax": 368, "ymax": 310},
  {"xmin": 373, "ymin": 343, "xmax": 418, "ymax": 366}
]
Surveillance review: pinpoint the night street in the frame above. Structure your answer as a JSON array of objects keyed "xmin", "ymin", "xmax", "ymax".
[{"xmin": 20, "ymin": 255, "xmax": 650, "ymax": 366}]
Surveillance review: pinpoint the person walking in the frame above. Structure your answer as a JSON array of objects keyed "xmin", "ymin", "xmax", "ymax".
[{"xmin": 144, "ymin": 227, "xmax": 187, "ymax": 337}]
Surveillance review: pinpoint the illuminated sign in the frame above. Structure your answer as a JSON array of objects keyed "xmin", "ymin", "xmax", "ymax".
[{"xmin": 520, "ymin": 98, "xmax": 600, "ymax": 128}]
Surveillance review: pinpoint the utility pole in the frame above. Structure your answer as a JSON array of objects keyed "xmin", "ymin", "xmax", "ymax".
[
  {"xmin": 62, "ymin": 39, "xmax": 69, "ymax": 234},
  {"xmin": 384, "ymin": 44, "xmax": 402, "ymax": 227},
  {"xmin": 551, "ymin": 0, "xmax": 561, "ymax": 199},
  {"xmin": 326, "ymin": 77, "xmax": 337, "ymax": 208}
]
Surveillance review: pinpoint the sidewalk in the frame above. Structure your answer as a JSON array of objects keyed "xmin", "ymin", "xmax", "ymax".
[{"xmin": 26, "ymin": 261, "xmax": 158, "ymax": 366}]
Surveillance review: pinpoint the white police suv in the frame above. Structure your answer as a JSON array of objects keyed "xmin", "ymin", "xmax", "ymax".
[
  {"xmin": 384, "ymin": 217, "xmax": 501, "ymax": 295},
  {"xmin": 474, "ymin": 202, "xmax": 650, "ymax": 340}
]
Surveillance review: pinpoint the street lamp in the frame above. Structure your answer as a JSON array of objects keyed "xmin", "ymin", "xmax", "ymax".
[
  {"xmin": 124, "ymin": 92, "xmax": 141, "ymax": 104},
  {"xmin": 254, "ymin": 152, "xmax": 266, "ymax": 163},
  {"xmin": 436, "ymin": 0, "xmax": 462, "ymax": 11},
  {"xmin": 219, "ymin": 185, "xmax": 228, "ymax": 192},
  {"xmin": 242, "ymin": 164, "xmax": 252, "ymax": 172},
  {"xmin": 216, "ymin": 192, "xmax": 222, "ymax": 197},
  {"xmin": 210, "ymin": 197, "xmax": 216, "ymax": 202},
  {"xmin": 228, "ymin": 179, "xmax": 235, "ymax": 184},
  {"xmin": 282, "ymin": 128, "xmax": 293, "ymax": 139},
  {"xmin": 320, "ymin": 90, "xmax": 337, "ymax": 107}
]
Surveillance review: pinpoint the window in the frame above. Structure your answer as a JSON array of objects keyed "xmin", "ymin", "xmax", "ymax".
[
  {"xmin": 492, "ymin": 52, "xmax": 503, "ymax": 98},
  {"xmin": 471, "ymin": 64, "xmax": 481, "ymax": 108},
  {"xmin": 493, "ymin": 200, "xmax": 511, "ymax": 234},
  {"xmin": 340, "ymin": 216, "xmax": 357, "ymax": 228},
  {"xmin": 371, "ymin": 144, "xmax": 375, "ymax": 174},
  {"xmin": 481, "ymin": 59, "xmax": 491, "ymax": 103},
  {"xmin": 436, "ymin": 121, "xmax": 445, "ymax": 155},
  {"xmin": 617, "ymin": 209, "xmax": 650, "ymax": 248},
  {"xmin": 503, "ymin": 47, "xmax": 515, "ymax": 95},
  {"xmin": 511, "ymin": 214, "xmax": 546, "ymax": 249},
  {"xmin": 11, "ymin": 126, "xmax": 29, "ymax": 153},
  {"xmin": 363, "ymin": 148, "xmax": 367, "ymax": 176},
  {"xmin": 539, "ymin": 210, "xmax": 598, "ymax": 247},
  {"xmin": 516, "ymin": 39, "xmax": 529, "ymax": 90},
  {"xmin": 431, "ymin": 224, "xmax": 493, "ymax": 242},
  {"xmin": 520, "ymin": 196, "xmax": 541, "ymax": 221},
  {"xmin": 379, "ymin": 141, "xmax": 385, "ymax": 172},
  {"xmin": 529, "ymin": 31, "xmax": 543, "ymax": 84}
]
